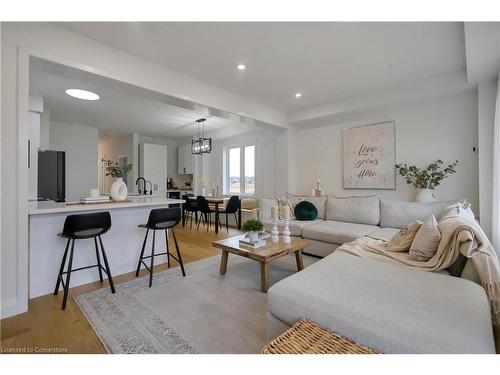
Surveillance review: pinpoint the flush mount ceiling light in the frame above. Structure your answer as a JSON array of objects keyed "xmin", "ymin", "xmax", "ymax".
[
  {"xmin": 191, "ymin": 118, "xmax": 212, "ymax": 155},
  {"xmin": 295, "ymin": 92, "xmax": 302, "ymax": 98},
  {"xmin": 237, "ymin": 64, "xmax": 246, "ymax": 71},
  {"xmin": 65, "ymin": 89, "xmax": 100, "ymax": 101}
]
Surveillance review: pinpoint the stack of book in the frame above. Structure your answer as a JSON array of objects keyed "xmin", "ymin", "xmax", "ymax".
[
  {"xmin": 80, "ymin": 196, "xmax": 111, "ymax": 204},
  {"xmin": 239, "ymin": 237, "xmax": 266, "ymax": 248}
]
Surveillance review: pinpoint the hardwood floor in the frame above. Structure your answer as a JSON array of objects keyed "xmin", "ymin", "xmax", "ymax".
[{"xmin": 0, "ymin": 224, "xmax": 241, "ymax": 354}]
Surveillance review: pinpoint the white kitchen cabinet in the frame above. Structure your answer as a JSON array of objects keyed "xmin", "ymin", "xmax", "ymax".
[
  {"xmin": 178, "ymin": 144, "xmax": 194, "ymax": 174},
  {"xmin": 139, "ymin": 143, "xmax": 167, "ymax": 196}
]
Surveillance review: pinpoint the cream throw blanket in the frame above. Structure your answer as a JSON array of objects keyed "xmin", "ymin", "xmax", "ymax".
[{"xmin": 337, "ymin": 206, "xmax": 500, "ymax": 341}]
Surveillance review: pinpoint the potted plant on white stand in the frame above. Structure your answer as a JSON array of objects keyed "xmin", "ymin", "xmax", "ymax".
[
  {"xmin": 396, "ymin": 160, "xmax": 459, "ymax": 203},
  {"xmin": 242, "ymin": 219, "xmax": 264, "ymax": 244},
  {"xmin": 103, "ymin": 159, "xmax": 133, "ymax": 201}
]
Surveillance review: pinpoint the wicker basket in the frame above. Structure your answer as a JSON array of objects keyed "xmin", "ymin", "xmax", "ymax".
[{"xmin": 262, "ymin": 319, "xmax": 381, "ymax": 354}]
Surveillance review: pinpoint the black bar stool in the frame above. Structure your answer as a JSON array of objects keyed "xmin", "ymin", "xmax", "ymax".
[
  {"xmin": 54, "ymin": 211, "xmax": 115, "ymax": 310},
  {"xmin": 135, "ymin": 207, "xmax": 186, "ymax": 287}
]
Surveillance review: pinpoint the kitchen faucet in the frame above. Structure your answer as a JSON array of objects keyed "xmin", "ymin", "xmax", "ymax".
[{"xmin": 135, "ymin": 177, "xmax": 146, "ymax": 194}]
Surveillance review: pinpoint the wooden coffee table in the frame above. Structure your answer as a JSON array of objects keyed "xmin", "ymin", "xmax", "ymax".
[{"xmin": 212, "ymin": 235, "xmax": 311, "ymax": 292}]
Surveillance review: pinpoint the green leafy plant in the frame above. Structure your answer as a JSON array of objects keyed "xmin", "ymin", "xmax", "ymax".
[
  {"xmin": 241, "ymin": 218, "xmax": 264, "ymax": 232},
  {"xmin": 395, "ymin": 160, "xmax": 459, "ymax": 189},
  {"xmin": 103, "ymin": 159, "xmax": 133, "ymax": 178}
]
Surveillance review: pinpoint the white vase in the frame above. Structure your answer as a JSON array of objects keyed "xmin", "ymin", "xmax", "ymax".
[
  {"xmin": 110, "ymin": 177, "xmax": 128, "ymax": 201},
  {"xmin": 247, "ymin": 231, "xmax": 259, "ymax": 243},
  {"xmin": 415, "ymin": 188, "xmax": 436, "ymax": 203}
]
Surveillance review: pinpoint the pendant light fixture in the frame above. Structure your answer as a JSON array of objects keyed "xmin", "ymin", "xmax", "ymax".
[{"xmin": 191, "ymin": 118, "xmax": 212, "ymax": 155}]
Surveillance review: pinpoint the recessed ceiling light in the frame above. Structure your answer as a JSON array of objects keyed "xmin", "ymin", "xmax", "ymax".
[
  {"xmin": 65, "ymin": 89, "xmax": 100, "ymax": 101},
  {"xmin": 295, "ymin": 92, "xmax": 302, "ymax": 98},
  {"xmin": 237, "ymin": 64, "xmax": 246, "ymax": 71}
]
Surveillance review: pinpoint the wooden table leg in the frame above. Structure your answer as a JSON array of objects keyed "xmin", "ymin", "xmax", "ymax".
[
  {"xmin": 220, "ymin": 250, "xmax": 229, "ymax": 275},
  {"xmin": 295, "ymin": 250, "xmax": 304, "ymax": 271},
  {"xmin": 260, "ymin": 262, "xmax": 269, "ymax": 292}
]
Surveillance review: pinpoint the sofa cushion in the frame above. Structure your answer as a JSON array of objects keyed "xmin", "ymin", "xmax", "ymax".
[
  {"xmin": 262, "ymin": 218, "xmax": 322, "ymax": 237},
  {"xmin": 268, "ymin": 251, "xmax": 495, "ymax": 354},
  {"xmin": 325, "ymin": 194, "xmax": 380, "ymax": 225},
  {"xmin": 294, "ymin": 201, "xmax": 318, "ymax": 221},
  {"xmin": 302, "ymin": 220, "xmax": 379, "ymax": 245},
  {"xmin": 368, "ymin": 227, "xmax": 400, "ymax": 240},
  {"xmin": 285, "ymin": 193, "xmax": 327, "ymax": 220},
  {"xmin": 380, "ymin": 199, "xmax": 457, "ymax": 229}
]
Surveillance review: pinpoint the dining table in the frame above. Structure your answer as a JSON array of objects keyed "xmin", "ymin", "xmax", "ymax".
[{"xmin": 187, "ymin": 196, "xmax": 241, "ymax": 234}]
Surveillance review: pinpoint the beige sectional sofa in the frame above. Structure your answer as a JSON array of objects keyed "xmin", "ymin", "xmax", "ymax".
[
  {"xmin": 257, "ymin": 194, "xmax": 497, "ymax": 353},
  {"xmin": 258, "ymin": 195, "xmax": 457, "ymax": 258}
]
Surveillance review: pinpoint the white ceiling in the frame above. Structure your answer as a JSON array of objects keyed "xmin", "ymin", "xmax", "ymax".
[
  {"xmin": 30, "ymin": 58, "xmax": 257, "ymax": 139},
  {"xmin": 60, "ymin": 22, "xmax": 467, "ymax": 111}
]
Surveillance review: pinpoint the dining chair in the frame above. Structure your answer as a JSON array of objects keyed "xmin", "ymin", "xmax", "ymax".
[
  {"xmin": 217, "ymin": 195, "xmax": 240, "ymax": 233},
  {"xmin": 196, "ymin": 196, "xmax": 216, "ymax": 231},
  {"xmin": 182, "ymin": 193, "xmax": 198, "ymax": 228}
]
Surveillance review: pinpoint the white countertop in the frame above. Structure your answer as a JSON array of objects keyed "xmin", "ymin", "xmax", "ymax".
[{"xmin": 28, "ymin": 197, "xmax": 185, "ymax": 215}]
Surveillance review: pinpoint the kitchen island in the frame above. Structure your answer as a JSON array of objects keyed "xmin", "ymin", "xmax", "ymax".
[{"xmin": 29, "ymin": 197, "xmax": 184, "ymax": 298}]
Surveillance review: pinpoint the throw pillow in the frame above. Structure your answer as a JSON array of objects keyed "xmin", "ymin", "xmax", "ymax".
[
  {"xmin": 278, "ymin": 195, "xmax": 304, "ymax": 219},
  {"xmin": 294, "ymin": 201, "xmax": 318, "ymax": 221},
  {"xmin": 286, "ymin": 193, "xmax": 327, "ymax": 219},
  {"xmin": 387, "ymin": 221, "xmax": 422, "ymax": 252},
  {"xmin": 409, "ymin": 215, "xmax": 441, "ymax": 262}
]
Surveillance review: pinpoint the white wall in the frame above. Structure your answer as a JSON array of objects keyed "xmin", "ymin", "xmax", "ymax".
[
  {"xmin": 138, "ymin": 136, "xmax": 193, "ymax": 189},
  {"xmin": 492, "ymin": 75, "xmax": 500, "ymax": 251},
  {"xmin": 199, "ymin": 128, "xmax": 286, "ymax": 199},
  {"xmin": 98, "ymin": 133, "xmax": 135, "ymax": 192},
  {"xmin": 478, "ymin": 80, "xmax": 497, "ymax": 238},
  {"xmin": 291, "ymin": 91, "xmax": 479, "ymax": 210},
  {"xmin": 49, "ymin": 121, "xmax": 98, "ymax": 202},
  {"xmin": 39, "ymin": 107, "xmax": 50, "ymax": 150}
]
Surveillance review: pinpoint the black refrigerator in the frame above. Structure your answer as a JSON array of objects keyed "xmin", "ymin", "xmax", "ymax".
[{"xmin": 38, "ymin": 150, "xmax": 66, "ymax": 202}]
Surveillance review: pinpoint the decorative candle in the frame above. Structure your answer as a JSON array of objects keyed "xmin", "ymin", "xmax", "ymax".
[
  {"xmin": 271, "ymin": 205, "xmax": 279, "ymax": 220},
  {"xmin": 282, "ymin": 205, "xmax": 291, "ymax": 219}
]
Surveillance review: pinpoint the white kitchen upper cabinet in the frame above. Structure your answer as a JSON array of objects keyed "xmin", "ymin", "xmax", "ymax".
[
  {"xmin": 139, "ymin": 143, "xmax": 167, "ymax": 196},
  {"xmin": 28, "ymin": 112, "xmax": 41, "ymax": 201},
  {"xmin": 178, "ymin": 144, "xmax": 194, "ymax": 174}
]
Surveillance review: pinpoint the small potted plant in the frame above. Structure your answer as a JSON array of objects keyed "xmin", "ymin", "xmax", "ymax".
[
  {"xmin": 241, "ymin": 218, "xmax": 264, "ymax": 243},
  {"xmin": 103, "ymin": 159, "xmax": 133, "ymax": 201},
  {"xmin": 395, "ymin": 159, "xmax": 459, "ymax": 202}
]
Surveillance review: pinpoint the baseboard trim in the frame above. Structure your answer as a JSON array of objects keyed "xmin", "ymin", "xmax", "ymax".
[{"xmin": 1, "ymin": 297, "xmax": 24, "ymax": 319}]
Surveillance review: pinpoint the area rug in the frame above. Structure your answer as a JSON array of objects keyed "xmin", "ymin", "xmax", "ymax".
[{"xmin": 75, "ymin": 253, "xmax": 316, "ymax": 354}]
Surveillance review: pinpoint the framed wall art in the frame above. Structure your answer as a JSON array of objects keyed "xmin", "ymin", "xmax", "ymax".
[{"xmin": 342, "ymin": 121, "xmax": 396, "ymax": 189}]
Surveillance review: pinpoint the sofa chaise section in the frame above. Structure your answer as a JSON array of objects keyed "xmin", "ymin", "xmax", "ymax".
[{"xmin": 267, "ymin": 251, "xmax": 495, "ymax": 354}]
